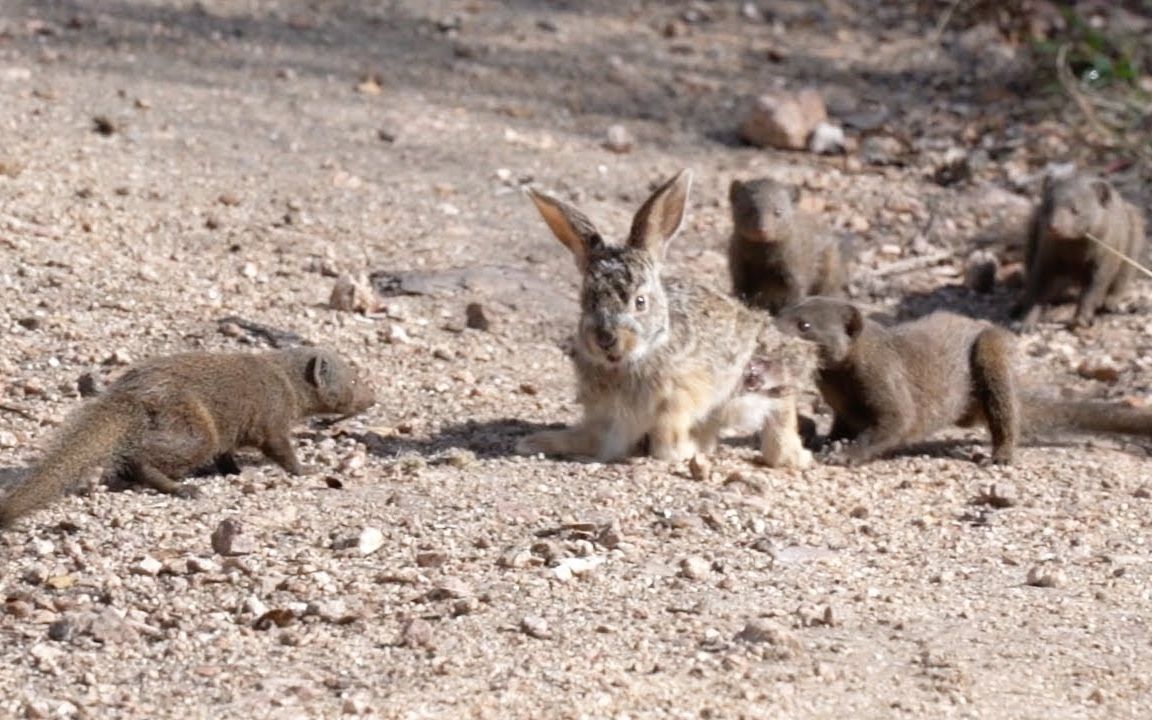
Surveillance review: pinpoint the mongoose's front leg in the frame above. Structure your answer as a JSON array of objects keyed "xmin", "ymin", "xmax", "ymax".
[
  {"xmin": 127, "ymin": 459, "xmax": 201, "ymax": 499},
  {"xmin": 262, "ymin": 434, "xmax": 305, "ymax": 475},
  {"xmin": 1072, "ymin": 265, "xmax": 1114, "ymax": 328}
]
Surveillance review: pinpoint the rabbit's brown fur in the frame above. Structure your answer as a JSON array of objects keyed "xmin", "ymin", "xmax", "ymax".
[
  {"xmin": 520, "ymin": 170, "xmax": 814, "ymax": 466},
  {"xmin": 0, "ymin": 348, "xmax": 376, "ymax": 528}
]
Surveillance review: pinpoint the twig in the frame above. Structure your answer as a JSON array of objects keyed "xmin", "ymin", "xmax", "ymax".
[
  {"xmin": 872, "ymin": 250, "xmax": 953, "ymax": 278},
  {"xmin": 0, "ymin": 403, "xmax": 39, "ymax": 422},
  {"xmin": 1085, "ymin": 232, "xmax": 1152, "ymax": 281},
  {"xmin": 930, "ymin": 0, "xmax": 966, "ymax": 46}
]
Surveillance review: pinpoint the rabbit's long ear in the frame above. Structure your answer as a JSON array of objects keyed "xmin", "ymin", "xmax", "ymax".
[
  {"xmin": 526, "ymin": 188, "xmax": 604, "ymax": 271},
  {"xmin": 627, "ymin": 169, "xmax": 692, "ymax": 259}
]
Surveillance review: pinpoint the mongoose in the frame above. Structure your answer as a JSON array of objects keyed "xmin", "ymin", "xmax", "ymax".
[
  {"xmin": 728, "ymin": 178, "xmax": 848, "ymax": 314},
  {"xmin": 0, "ymin": 348, "xmax": 375, "ymax": 527},
  {"xmin": 777, "ymin": 297, "xmax": 1152, "ymax": 465},
  {"xmin": 1014, "ymin": 172, "xmax": 1146, "ymax": 330}
]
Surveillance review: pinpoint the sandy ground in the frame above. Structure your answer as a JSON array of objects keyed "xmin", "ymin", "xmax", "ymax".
[{"xmin": 1, "ymin": 1, "xmax": 1151, "ymax": 718}]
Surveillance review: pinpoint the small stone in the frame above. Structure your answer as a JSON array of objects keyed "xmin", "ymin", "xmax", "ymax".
[
  {"xmin": 218, "ymin": 192, "xmax": 241, "ymax": 206},
  {"xmin": 688, "ymin": 453, "xmax": 711, "ymax": 482},
  {"xmin": 186, "ymin": 557, "xmax": 221, "ymax": 574},
  {"xmin": 860, "ymin": 135, "xmax": 907, "ymax": 166},
  {"xmin": 0, "ymin": 431, "xmax": 18, "ymax": 449},
  {"xmin": 416, "ymin": 550, "xmax": 448, "ymax": 568},
  {"xmin": 808, "ymin": 122, "xmax": 846, "ymax": 155},
  {"xmin": 603, "ymin": 124, "xmax": 634, "ymax": 153},
  {"xmin": 76, "ymin": 370, "xmax": 103, "ymax": 398},
  {"xmin": 427, "ymin": 577, "xmax": 472, "ymax": 600},
  {"xmin": 252, "ymin": 608, "xmax": 295, "ymax": 630},
  {"xmin": 384, "ymin": 324, "xmax": 411, "ymax": 344},
  {"xmin": 735, "ymin": 619, "xmax": 802, "ymax": 656},
  {"xmin": 679, "ymin": 556, "xmax": 712, "ymax": 580},
  {"xmin": 87, "ymin": 608, "xmax": 138, "ymax": 644},
  {"xmin": 131, "ymin": 556, "xmax": 163, "ymax": 576},
  {"xmin": 551, "ymin": 556, "xmax": 604, "ymax": 582},
  {"xmin": 329, "ymin": 274, "xmax": 379, "ymax": 314},
  {"xmin": 964, "ymin": 250, "xmax": 999, "ymax": 294},
  {"xmin": 1077, "ymin": 359, "xmax": 1121, "ymax": 384},
  {"xmin": 92, "ymin": 115, "xmax": 117, "ymax": 135},
  {"xmin": 465, "ymin": 302, "xmax": 491, "ymax": 331},
  {"xmin": 1026, "ymin": 565, "xmax": 1066, "ymax": 588},
  {"xmin": 849, "ymin": 505, "xmax": 869, "ymax": 519},
  {"xmin": 1134, "ymin": 484, "xmax": 1150, "ymax": 499},
  {"xmin": 401, "ymin": 618, "xmax": 435, "ymax": 649},
  {"xmin": 357, "ymin": 527, "xmax": 386, "ymax": 556},
  {"xmin": 976, "ymin": 482, "xmax": 1018, "ymax": 509},
  {"xmin": 17, "ymin": 316, "xmax": 40, "ymax": 330},
  {"xmin": 210, "ymin": 518, "xmax": 253, "ymax": 556},
  {"xmin": 498, "ymin": 546, "xmax": 536, "ymax": 569},
  {"xmin": 47, "ymin": 618, "xmax": 73, "ymax": 642},
  {"xmin": 520, "ymin": 614, "xmax": 552, "ymax": 639}
]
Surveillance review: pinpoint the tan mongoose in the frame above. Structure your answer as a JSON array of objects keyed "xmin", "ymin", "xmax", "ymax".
[
  {"xmin": 777, "ymin": 297, "xmax": 1152, "ymax": 465},
  {"xmin": 0, "ymin": 348, "xmax": 375, "ymax": 527},
  {"xmin": 1013, "ymin": 172, "xmax": 1146, "ymax": 330},
  {"xmin": 728, "ymin": 178, "xmax": 848, "ymax": 313}
]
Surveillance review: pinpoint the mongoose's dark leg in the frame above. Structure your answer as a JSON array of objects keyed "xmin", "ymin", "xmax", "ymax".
[
  {"xmin": 214, "ymin": 452, "xmax": 242, "ymax": 476},
  {"xmin": 261, "ymin": 434, "xmax": 305, "ymax": 475},
  {"xmin": 1072, "ymin": 263, "xmax": 1114, "ymax": 328},
  {"xmin": 126, "ymin": 459, "xmax": 200, "ymax": 499},
  {"xmin": 971, "ymin": 328, "xmax": 1020, "ymax": 465}
]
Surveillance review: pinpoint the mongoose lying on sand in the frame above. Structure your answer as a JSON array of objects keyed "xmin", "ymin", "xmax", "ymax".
[
  {"xmin": 728, "ymin": 178, "xmax": 848, "ymax": 313},
  {"xmin": 1014, "ymin": 172, "xmax": 1146, "ymax": 330},
  {"xmin": 0, "ymin": 348, "xmax": 375, "ymax": 527},
  {"xmin": 777, "ymin": 297, "xmax": 1152, "ymax": 465}
]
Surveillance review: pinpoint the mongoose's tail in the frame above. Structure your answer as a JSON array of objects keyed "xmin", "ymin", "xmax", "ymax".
[
  {"xmin": 1021, "ymin": 395, "xmax": 1152, "ymax": 439},
  {"xmin": 0, "ymin": 398, "xmax": 136, "ymax": 528}
]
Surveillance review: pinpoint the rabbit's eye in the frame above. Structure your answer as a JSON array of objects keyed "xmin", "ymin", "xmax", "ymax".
[
  {"xmin": 634, "ymin": 295, "xmax": 647, "ymax": 311},
  {"xmin": 797, "ymin": 319, "xmax": 811, "ymax": 332}
]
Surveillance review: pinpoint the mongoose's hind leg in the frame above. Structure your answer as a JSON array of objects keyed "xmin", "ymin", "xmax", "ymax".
[
  {"xmin": 126, "ymin": 459, "xmax": 201, "ymax": 499},
  {"xmin": 971, "ymin": 328, "xmax": 1020, "ymax": 464}
]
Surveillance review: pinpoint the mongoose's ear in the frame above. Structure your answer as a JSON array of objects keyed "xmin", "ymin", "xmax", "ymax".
[
  {"xmin": 728, "ymin": 179, "xmax": 744, "ymax": 205},
  {"xmin": 843, "ymin": 304, "xmax": 864, "ymax": 338},
  {"xmin": 1090, "ymin": 179, "xmax": 1112, "ymax": 206},
  {"xmin": 305, "ymin": 354, "xmax": 333, "ymax": 388},
  {"xmin": 526, "ymin": 188, "xmax": 603, "ymax": 271},
  {"xmin": 628, "ymin": 169, "xmax": 692, "ymax": 259}
]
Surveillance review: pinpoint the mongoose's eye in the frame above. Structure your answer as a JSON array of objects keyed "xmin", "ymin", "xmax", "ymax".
[
  {"xmin": 797, "ymin": 320, "xmax": 811, "ymax": 332},
  {"xmin": 634, "ymin": 295, "xmax": 647, "ymax": 311},
  {"xmin": 773, "ymin": 208, "xmax": 783, "ymax": 217}
]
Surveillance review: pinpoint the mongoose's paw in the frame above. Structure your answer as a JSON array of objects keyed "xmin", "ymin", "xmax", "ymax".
[
  {"xmin": 516, "ymin": 430, "xmax": 564, "ymax": 457},
  {"xmin": 173, "ymin": 484, "xmax": 203, "ymax": 500}
]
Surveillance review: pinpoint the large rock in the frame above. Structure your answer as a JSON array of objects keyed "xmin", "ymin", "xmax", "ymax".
[{"xmin": 740, "ymin": 89, "xmax": 827, "ymax": 150}]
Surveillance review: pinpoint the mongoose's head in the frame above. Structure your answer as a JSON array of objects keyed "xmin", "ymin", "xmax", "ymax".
[
  {"xmin": 729, "ymin": 178, "xmax": 798, "ymax": 243},
  {"xmin": 1045, "ymin": 175, "xmax": 1114, "ymax": 240},
  {"xmin": 775, "ymin": 297, "xmax": 863, "ymax": 365},
  {"xmin": 287, "ymin": 349, "xmax": 376, "ymax": 416},
  {"xmin": 527, "ymin": 171, "xmax": 692, "ymax": 367}
]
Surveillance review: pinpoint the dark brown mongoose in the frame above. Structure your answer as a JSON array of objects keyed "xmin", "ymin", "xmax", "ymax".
[
  {"xmin": 728, "ymin": 178, "xmax": 848, "ymax": 314},
  {"xmin": 1014, "ymin": 172, "xmax": 1146, "ymax": 330},
  {"xmin": 0, "ymin": 348, "xmax": 375, "ymax": 527},
  {"xmin": 776, "ymin": 297, "xmax": 1152, "ymax": 465}
]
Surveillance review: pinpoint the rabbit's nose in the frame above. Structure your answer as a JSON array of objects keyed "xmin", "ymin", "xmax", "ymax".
[{"xmin": 594, "ymin": 328, "xmax": 616, "ymax": 351}]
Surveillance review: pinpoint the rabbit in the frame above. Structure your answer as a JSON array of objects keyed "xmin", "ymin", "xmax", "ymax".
[{"xmin": 517, "ymin": 169, "xmax": 815, "ymax": 468}]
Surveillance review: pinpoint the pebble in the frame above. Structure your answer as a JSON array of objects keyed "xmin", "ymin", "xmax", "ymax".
[
  {"xmin": 735, "ymin": 619, "xmax": 801, "ymax": 654},
  {"xmin": 1026, "ymin": 565, "xmax": 1067, "ymax": 588},
  {"xmin": 964, "ymin": 250, "xmax": 999, "ymax": 294},
  {"xmin": 401, "ymin": 618, "xmax": 435, "ymax": 649},
  {"xmin": 211, "ymin": 519, "xmax": 254, "ymax": 556},
  {"xmin": 975, "ymin": 482, "xmax": 1018, "ymax": 508},
  {"xmin": 808, "ymin": 122, "xmax": 846, "ymax": 154},
  {"xmin": 520, "ymin": 614, "xmax": 552, "ymax": 639},
  {"xmin": 357, "ymin": 527, "xmax": 386, "ymax": 556},
  {"xmin": 465, "ymin": 302, "xmax": 491, "ymax": 331},
  {"xmin": 131, "ymin": 556, "xmax": 163, "ymax": 576},
  {"xmin": 688, "ymin": 453, "xmax": 712, "ymax": 482},
  {"xmin": 603, "ymin": 124, "xmax": 634, "ymax": 153},
  {"xmin": 329, "ymin": 274, "xmax": 379, "ymax": 314},
  {"xmin": 679, "ymin": 556, "xmax": 712, "ymax": 580}
]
